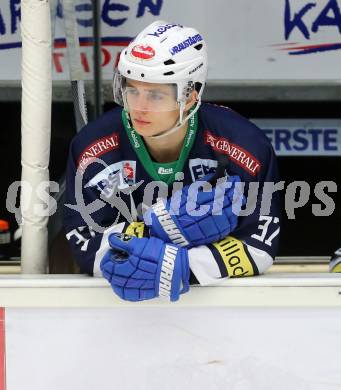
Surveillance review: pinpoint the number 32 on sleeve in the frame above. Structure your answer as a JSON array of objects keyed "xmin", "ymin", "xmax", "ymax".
[{"xmin": 251, "ymin": 216, "xmax": 280, "ymax": 247}]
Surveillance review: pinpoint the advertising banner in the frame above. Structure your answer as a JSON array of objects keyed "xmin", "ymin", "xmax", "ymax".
[
  {"xmin": 1, "ymin": 0, "xmax": 341, "ymax": 80},
  {"xmin": 254, "ymin": 119, "xmax": 341, "ymax": 156}
]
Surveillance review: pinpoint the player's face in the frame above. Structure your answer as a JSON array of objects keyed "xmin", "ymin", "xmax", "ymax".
[{"xmin": 125, "ymin": 79, "xmax": 181, "ymax": 137}]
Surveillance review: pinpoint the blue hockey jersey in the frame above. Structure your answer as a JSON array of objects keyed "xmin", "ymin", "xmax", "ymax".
[{"xmin": 64, "ymin": 103, "xmax": 281, "ymax": 285}]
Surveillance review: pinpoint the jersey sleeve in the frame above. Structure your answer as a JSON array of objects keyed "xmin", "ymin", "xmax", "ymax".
[
  {"xmin": 63, "ymin": 139, "xmax": 147, "ymax": 276},
  {"xmin": 188, "ymin": 144, "xmax": 282, "ymax": 285}
]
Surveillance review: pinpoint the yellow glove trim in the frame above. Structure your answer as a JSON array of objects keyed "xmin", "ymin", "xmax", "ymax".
[
  {"xmin": 212, "ymin": 236, "xmax": 256, "ymax": 277},
  {"xmin": 331, "ymin": 262, "xmax": 341, "ymax": 273},
  {"xmin": 125, "ymin": 222, "xmax": 145, "ymax": 238}
]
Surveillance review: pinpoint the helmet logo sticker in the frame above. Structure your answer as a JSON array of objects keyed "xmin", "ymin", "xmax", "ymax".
[
  {"xmin": 169, "ymin": 34, "xmax": 203, "ymax": 55},
  {"xmin": 131, "ymin": 45, "xmax": 155, "ymax": 60},
  {"xmin": 189, "ymin": 63, "xmax": 204, "ymax": 75},
  {"xmin": 147, "ymin": 23, "xmax": 181, "ymax": 38}
]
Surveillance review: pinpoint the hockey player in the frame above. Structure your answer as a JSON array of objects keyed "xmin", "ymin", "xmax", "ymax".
[
  {"xmin": 64, "ymin": 21, "xmax": 282, "ymax": 302},
  {"xmin": 330, "ymin": 249, "xmax": 341, "ymax": 272}
]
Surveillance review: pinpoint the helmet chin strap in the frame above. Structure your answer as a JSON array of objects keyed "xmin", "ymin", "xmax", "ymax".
[{"xmin": 146, "ymin": 100, "xmax": 200, "ymax": 140}]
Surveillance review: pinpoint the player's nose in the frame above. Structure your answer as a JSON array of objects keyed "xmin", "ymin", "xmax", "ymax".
[{"xmin": 132, "ymin": 92, "xmax": 149, "ymax": 112}]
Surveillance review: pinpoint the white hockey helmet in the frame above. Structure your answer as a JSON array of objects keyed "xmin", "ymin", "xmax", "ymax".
[{"xmin": 113, "ymin": 21, "xmax": 208, "ymax": 133}]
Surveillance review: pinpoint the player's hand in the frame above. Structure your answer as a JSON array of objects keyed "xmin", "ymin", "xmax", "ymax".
[
  {"xmin": 100, "ymin": 233, "xmax": 189, "ymax": 302},
  {"xmin": 144, "ymin": 175, "xmax": 245, "ymax": 248}
]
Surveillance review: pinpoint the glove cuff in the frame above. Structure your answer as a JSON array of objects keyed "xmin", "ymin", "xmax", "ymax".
[
  {"xmin": 157, "ymin": 244, "xmax": 190, "ymax": 302},
  {"xmin": 179, "ymin": 248, "xmax": 190, "ymax": 295},
  {"xmin": 147, "ymin": 198, "xmax": 190, "ymax": 248}
]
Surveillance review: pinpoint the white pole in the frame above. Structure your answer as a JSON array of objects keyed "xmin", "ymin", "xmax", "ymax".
[{"xmin": 20, "ymin": 0, "xmax": 52, "ymax": 273}]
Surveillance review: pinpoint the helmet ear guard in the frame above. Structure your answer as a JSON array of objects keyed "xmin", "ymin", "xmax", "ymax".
[
  {"xmin": 112, "ymin": 70, "xmax": 126, "ymax": 107},
  {"xmin": 181, "ymin": 81, "xmax": 195, "ymax": 101}
]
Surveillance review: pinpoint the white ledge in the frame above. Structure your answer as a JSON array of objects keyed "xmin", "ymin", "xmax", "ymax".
[
  {"xmin": 0, "ymin": 273, "xmax": 340, "ymax": 288},
  {"xmin": 0, "ymin": 273, "xmax": 339, "ymax": 308}
]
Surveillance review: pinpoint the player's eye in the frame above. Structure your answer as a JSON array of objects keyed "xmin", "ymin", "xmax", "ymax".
[
  {"xmin": 126, "ymin": 87, "xmax": 139, "ymax": 96},
  {"xmin": 148, "ymin": 91, "xmax": 166, "ymax": 101}
]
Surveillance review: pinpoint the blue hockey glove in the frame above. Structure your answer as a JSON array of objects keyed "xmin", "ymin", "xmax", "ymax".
[
  {"xmin": 100, "ymin": 233, "xmax": 190, "ymax": 302},
  {"xmin": 144, "ymin": 175, "xmax": 244, "ymax": 248}
]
